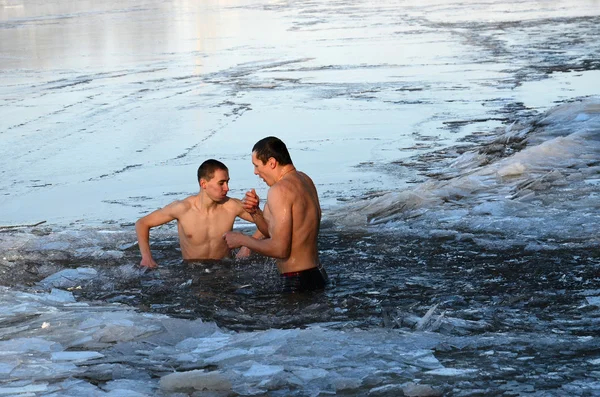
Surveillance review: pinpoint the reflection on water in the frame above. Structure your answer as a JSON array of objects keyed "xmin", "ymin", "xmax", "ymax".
[
  {"xmin": 0, "ymin": 0, "xmax": 254, "ymax": 70},
  {"xmin": 2, "ymin": 0, "xmax": 600, "ymax": 226}
]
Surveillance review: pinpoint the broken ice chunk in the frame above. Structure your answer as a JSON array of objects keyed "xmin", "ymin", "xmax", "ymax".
[
  {"xmin": 425, "ymin": 368, "xmax": 478, "ymax": 376},
  {"xmin": 47, "ymin": 289, "xmax": 76, "ymax": 303},
  {"xmin": 103, "ymin": 379, "xmax": 156, "ymax": 395},
  {"xmin": 243, "ymin": 363, "xmax": 285, "ymax": 378},
  {"xmin": 51, "ymin": 351, "xmax": 105, "ymax": 362},
  {"xmin": 0, "ymin": 383, "xmax": 49, "ymax": 395},
  {"xmin": 290, "ymin": 367, "xmax": 329, "ymax": 382},
  {"xmin": 0, "ymin": 337, "xmax": 61, "ymax": 354},
  {"xmin": 160, "ymin": 370, "xmax": 231, "ymax": 392},
  {"xmin": 39, "ymin": 268, "xmax": 98, "ymax": 289},
  {"xmin": 586, "ymin": 296, "xmax": 600, "ymax": 307}
]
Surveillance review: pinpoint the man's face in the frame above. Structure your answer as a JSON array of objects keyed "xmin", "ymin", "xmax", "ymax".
[
  {"xmin": 252, "ymin": 152, "xmax": 273, "ymax": 186},
  {"xmin": 202, "ymin": 169, "xmax": 230, "ymax": 202}
]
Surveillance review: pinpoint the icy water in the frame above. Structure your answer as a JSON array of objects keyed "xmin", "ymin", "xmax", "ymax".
[{"xmin": 2, "ymin": 0, "xmax": 600, "ymax": 396}]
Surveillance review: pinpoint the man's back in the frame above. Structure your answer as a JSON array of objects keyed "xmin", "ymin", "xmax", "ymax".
[{"xmin": 266, "ymin": 170, "xmax": 321, "ymax": 273}]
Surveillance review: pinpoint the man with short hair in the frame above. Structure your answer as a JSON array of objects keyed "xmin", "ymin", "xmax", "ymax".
[
  {"xmin": 223, "ymin": 137, "xmax": 328, "ymax": 292},
  {"xmin": 136, "ymin": 159, "xmax": 253, "ymax": 268}
]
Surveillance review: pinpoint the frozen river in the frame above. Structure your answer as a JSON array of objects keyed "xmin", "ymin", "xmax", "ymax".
[{"xmin": 1, "ymin": 0, "xmax": 600, "ymax": 395}]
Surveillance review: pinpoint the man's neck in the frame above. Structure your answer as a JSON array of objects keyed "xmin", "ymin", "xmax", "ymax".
[
  {"xmin": 196, "ymin": 191, "xmax": 220, "ymax": 211},
  {"xmin": 277, "ymin": 165, "xmax": 296, "ymax": 183}
]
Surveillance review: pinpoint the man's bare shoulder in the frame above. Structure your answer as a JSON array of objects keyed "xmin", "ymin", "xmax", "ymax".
[
  {"xmin": 277, "ymin": 171, "xmax": 314, "ymax": 194},
  {"xmin": 222, "ymin": 197, "xmax": 245, "ymax": 213},
  {"xmin": 297, "ymin": 171, "xmax": 315, "ymax": 185},
  {"xmin": 180, "ymin": 195, "xmax": 197, "ymax": 205},
  {"xmin": 268, "ymin": 180, "xmax": 296, "ymax": 204},
  {"xmin": 225, "ymin": 196, "xmax": 243, "ymax": 206},
  {"xmin": 165, "ymin": 196, "xmax": 195, "ymax": 215}
]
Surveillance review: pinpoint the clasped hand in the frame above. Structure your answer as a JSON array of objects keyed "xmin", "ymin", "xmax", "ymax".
[
  {"xmin": 223, "ymin": 231, "xmax": 244, "ymax": 249},
  {"xmin": 242, "ymin": 188, "xmax": 260, "ymax": 214}
]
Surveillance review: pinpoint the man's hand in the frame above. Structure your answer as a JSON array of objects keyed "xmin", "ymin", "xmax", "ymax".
[
  {"xmin": 236, "ymin": 246, "xmax": 252, "ymax": 259},
  {"xmin": 242, "ymin": 189, "xmax": 260, "ymax": 214},
  {"xmin": 139, "ymin": 257, "xmax": 158, "ymax": 269},
  {"xmin": 223, "ymin": 231, "xmax": 246, "ymax": 249}
]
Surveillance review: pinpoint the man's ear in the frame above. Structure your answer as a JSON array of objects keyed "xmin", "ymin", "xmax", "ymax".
[
  {"xmin": 268, "ymin": 157, "xmax": 277, "ymax": 169},
  {"xmin": 199, "ymin": 178, "xmax": 207, "ymax": 189}
]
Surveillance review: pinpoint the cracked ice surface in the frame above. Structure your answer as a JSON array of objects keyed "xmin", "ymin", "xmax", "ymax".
[{"xmin": 0, "ymin": 286, "xmax": 452, "ymax": 396}]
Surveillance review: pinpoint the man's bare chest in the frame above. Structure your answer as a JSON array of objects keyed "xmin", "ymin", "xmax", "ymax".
[{"xmin": 178, "ymin": 210, "xmax": 235, "ymax": 241}]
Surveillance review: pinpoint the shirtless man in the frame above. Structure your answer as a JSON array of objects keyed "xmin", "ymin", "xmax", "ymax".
[
  {"xmin": 223, "ymin": 137, "xmax": 328, "ymax": 292},
  {"xmin": 135, "ymin": 159, "xmax": 253, "ymax": 268}
]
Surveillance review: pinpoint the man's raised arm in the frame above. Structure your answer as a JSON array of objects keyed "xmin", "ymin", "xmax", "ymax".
[
  {"xmin": 242, "ymin": 189, "xmax": 270, "ymax": 237},
  {"xmin": 224, "ymin": 187, "xmax": 292, "ymax": 259}
]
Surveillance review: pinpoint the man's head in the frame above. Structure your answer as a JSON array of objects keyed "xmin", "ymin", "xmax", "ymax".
[
  {"xmin": 197, "ymin": 159, "xmax": 230, "ymax": 201},
  {"xmin": 252, "ymin": 136, "xmax": 293, "ymax": 166},
  {"xmin": 252, "ymin": 137, "xmax": 293, "ymax": 186}
]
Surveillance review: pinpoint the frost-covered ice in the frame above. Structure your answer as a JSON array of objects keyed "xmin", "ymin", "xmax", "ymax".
[
  {"xmin": 2, "ymin": 283, "xmax": 599, "ymax": 395},
  {"xmin": 333, "ymin": 98, "xmax": 600, "ymax": 250},
  {"xmin": 0, "ymin": 287, "xmax": 454, "ymax": 396}
]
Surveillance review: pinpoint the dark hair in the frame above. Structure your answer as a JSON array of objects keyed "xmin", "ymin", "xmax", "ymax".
[
  {"xmin": 197, "ymin": 159, "xmax": 228, "ymax": 181},
  {"xmin": 252, "ymin": 136, "xmax": 293, "ymax": 166}
]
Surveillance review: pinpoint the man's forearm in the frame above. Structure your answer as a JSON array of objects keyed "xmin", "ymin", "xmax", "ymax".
[
  {"xmin": 135, "ymin": 223, "xmax": 153, "ymax": 258},
  {"xmin": 251, "ymin": 209, "xmax": 270, "ymax": 237},
  {"xmin": 250, "ymin": 229, "xmax": 265, "ymax": 240},
  {"xmin": 239, "ymin": 234, "xmax": 288, "ymax": 259}
]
